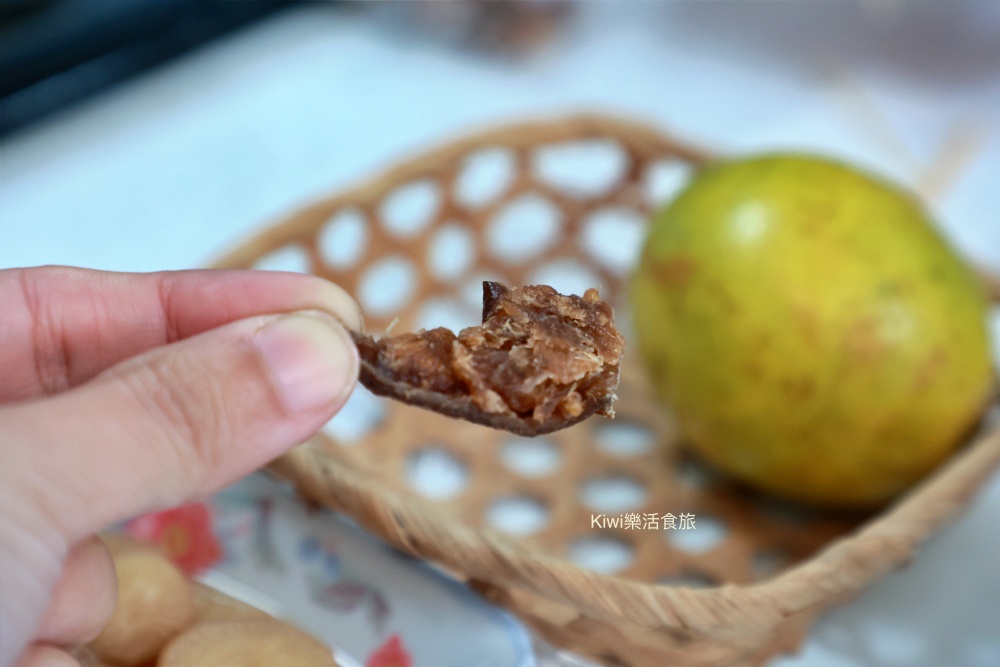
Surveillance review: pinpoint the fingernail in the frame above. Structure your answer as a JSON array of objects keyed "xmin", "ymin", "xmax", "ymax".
[
  {"xmin": 253, "ymin": 312, "xmax": 359, "ymax": 414},
  {"xmin": 309, "ymin": 280, "xmax": 365, "ymax": 333},
  {"xmin": 22, "ymin": 646, "xmax": 80, "ymax": 667}
]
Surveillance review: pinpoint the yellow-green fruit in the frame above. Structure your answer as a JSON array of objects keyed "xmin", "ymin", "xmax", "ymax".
[{"xmin": 631, "ymin": 154, "xmax": 994, "ymax": 508}]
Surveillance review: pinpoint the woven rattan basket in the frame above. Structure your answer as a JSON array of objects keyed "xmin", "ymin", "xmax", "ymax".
[{"xmin": 213, "ymin": 115, "xmax": 1000, "ymax": 666}]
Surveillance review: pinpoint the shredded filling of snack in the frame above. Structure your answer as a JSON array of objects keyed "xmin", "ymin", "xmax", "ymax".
[{"xmin": 352, "ymin": 282, "xmax": 624, "ymax": 433}]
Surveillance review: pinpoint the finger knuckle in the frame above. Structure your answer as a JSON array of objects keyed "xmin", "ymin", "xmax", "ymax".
[{"xmin": 118, "ymin": 354, "xmax": 232, "ymax": 483}]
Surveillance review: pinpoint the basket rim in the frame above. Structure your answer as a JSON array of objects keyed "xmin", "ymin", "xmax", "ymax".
[{"xmin": 213, "ymin": 113, "xmax": 1000, "ymax": 635}]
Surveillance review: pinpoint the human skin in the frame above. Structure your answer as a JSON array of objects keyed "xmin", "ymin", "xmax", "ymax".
[{"xmin": 0, "ymin": 266, "xmax": 362, "ymax": 667}]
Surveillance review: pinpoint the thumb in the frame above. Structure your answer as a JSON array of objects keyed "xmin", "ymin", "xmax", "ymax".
[{"xmin": 0, "ymin": 311, "xmax": 358, "ymax": 544}]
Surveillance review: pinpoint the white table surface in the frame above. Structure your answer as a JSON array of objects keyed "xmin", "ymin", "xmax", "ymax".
[{"xmin": 2, "ymin": 3, "xmax": 998, "ymax": 665}]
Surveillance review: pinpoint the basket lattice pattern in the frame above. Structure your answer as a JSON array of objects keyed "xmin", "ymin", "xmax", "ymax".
[{"xmin": 213, "ymin": 115, "xmax": 1000, "ymax": 666}]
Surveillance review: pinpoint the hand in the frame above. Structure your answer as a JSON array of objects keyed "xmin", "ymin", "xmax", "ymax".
[{"xmin": 0, "ymin": 266, "xmax": 362, "ymax": 667}]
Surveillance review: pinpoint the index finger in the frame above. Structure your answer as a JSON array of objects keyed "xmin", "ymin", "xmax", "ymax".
[{"xmin": 0, "ymin": 266, "xmax": 363, "ymax": 402}]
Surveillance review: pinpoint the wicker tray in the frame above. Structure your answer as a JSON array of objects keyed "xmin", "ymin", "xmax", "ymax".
[{"xmin": 213, "ymin": 115, "xmax": 1000, "ymax": 666}]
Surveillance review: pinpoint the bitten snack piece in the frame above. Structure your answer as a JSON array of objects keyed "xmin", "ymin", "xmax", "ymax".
[
  {"xmin": 158, "ymin": 619, "xmax": 338, "ymax": 667},
  {"xmin": 352, "ymin": 282, "xmax": 624, "ymax": 436},
  {"xmin": 90, "ymin": 538, "xmax": 196, "ymax": 666}
]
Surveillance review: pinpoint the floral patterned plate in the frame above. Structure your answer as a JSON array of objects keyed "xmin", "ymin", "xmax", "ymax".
[{"xmin": 125, "ymin": 474, "xmax": 535, "ymax": 667}]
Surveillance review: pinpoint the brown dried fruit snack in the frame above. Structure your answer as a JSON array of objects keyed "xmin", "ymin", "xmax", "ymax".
[{"xmin": 352, "ymin": 282, "xmax": 624, "ymax": 436}]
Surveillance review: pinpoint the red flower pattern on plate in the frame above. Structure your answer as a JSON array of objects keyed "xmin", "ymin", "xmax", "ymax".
[
  {"xmin": 125, "ymin": 502, "xmax": 223, "ymax": 576},
  {"xmin": 366, "ymin": 635, "xmax": 412, "ymax": 667}
]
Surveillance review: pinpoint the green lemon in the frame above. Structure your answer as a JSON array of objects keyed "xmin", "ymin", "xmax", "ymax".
[{"xmin": 631, "ymin": 154, "xmax": 994, "ymax": 508}]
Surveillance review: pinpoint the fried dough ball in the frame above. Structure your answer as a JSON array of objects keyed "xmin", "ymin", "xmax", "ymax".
[
  {"xmin": 90, "ymin": 539, "xmax": 195, "ymax": 666},
  {"xmin": 190, "ymin": 583, "xmax": 269, "ymax": 625},
  {"xmin": 158, "ymin": 619, "xmax": 337, "ymax": 667}
]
